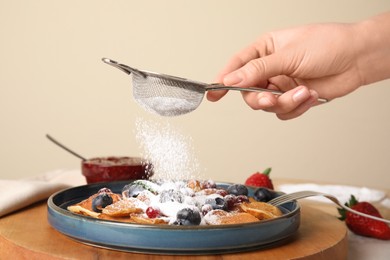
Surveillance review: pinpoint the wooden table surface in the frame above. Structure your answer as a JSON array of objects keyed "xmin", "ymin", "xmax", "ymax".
[{"xmin": 0, "ymin": 199, "xmax": 348, "ymax": 259}]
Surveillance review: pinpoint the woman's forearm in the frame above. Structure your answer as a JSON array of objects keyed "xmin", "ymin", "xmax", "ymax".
[{"xmin": 355, "ymin": 12, "xmax": 390, "ymax": 85}]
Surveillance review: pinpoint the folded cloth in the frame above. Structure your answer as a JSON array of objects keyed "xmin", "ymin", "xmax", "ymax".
[
  {"xmin": 0, "ymin": 169, "xmax": 85, "ymax": 218},
  {"xmin": 278, "ymin": 183, "xmax": 387, "ymax": 205}
]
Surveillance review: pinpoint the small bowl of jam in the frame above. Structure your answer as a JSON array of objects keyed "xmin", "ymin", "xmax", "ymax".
[{"xmin": 82, "ymin": 156, "xmax": 153, "ymax": 184}]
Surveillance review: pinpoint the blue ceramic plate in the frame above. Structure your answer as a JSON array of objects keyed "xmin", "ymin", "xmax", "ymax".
[{"xmin": 47, "ymin": 181, "xmax": 300, "ymax": 255}]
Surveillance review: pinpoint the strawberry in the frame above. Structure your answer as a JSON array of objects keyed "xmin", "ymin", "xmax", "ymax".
[
  {"xmin": 339, "ymin": 195, "xmax": 390, "ymax": 240},
  {"xmin": 245, "ymin": 168, "xmax": 274, "ymax": 190}
]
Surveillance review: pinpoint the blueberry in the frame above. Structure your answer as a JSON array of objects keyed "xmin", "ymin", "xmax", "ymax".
[
  {"xmin": 205, "ymin": 197, "xmax": 227, "ymax": 211},
  {"xmin": 122, "ymin": 183, "xmax": 146, "ymax": 198},
  {"xmin": 227, "ymin": 184, "xmax": 248, "ymax": 196},
  {"xmin": 175, "ymin": 208, "xmax": 201, "ymax": 226},
  {"xmin": 92, "ymin": 193, "xmax": 113, "ymax": 212},
  {"xmin": 159, "ymin": 189, "xmax": 184, "ymax": 203},
  {"xmin": 253, "ymin": 187, "xmax": 279, "ymax": 202}
]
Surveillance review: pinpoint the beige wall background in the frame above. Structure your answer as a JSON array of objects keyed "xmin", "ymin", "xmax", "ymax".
[{"xmin": 1, "ymin": 0, "xmax": 390, "ymax": 189}]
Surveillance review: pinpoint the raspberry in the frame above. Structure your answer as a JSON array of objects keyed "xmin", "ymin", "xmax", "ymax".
[{"xmin": 146, "ymin": 207, "xmax": 160, "ymax": 218}]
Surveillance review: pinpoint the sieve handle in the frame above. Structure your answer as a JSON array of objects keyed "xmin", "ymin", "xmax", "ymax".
[
  {"xmin": 206, "ymin": 83, "xmax": 328, "ymax": 103},
  {"xmin": 102, "ymin": 58, "xmax": 146, "ymax": 78}
]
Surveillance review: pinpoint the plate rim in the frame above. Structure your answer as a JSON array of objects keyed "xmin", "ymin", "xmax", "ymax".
[{"xmin": 48, "ymin": 180, "xmax": 299, "ymax": 230}]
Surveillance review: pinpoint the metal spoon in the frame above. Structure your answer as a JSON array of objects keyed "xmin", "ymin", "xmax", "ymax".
[{"xmin": 46, "ymin": 134, "xmax": 87, "ymax": 161}]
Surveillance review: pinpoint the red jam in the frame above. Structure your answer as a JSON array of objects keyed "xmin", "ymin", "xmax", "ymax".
[{"xmin": 81, "ymin": 156, "xmax": 153, "ymax": 184}]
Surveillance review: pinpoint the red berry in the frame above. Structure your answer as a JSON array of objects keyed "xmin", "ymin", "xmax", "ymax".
[
  {"xmin": 224, "ymin": 194, "xmax": 249, "ymax": 211},
  {"xmin": 201, "ymin": 180, "xmax": 217, "ymax": 189},
  {"xmin": 216, "ymin": 189, "xmax": 228, "ymax": 197},
  {"xmin": 201, "ymin": 204, "xmax": 213, "ymax": 216},
  {"xmin": 224, "ymin": 194, "xmax": 237, "ymax": 211},
  {"xmin": 339, "ymin": 195, "xmax": 390, "ymax": 240},
  {"xmin": 245, "ymin": 168, "xmax": 274, "ymax": 189},
  {"xmin": 146, "ymin": 207, "xmax": 160, "ymax": 218},
  {"xmin": 236, "ymin": 195, "xmax": 249, "ymax": 204}
]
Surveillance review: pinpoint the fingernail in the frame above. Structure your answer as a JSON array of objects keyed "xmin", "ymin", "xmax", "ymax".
[
  {"xmin": 292, "ymin": 87, "xmax": 310, "ymax": 102},
  {"xmin": 258, "ymin": 96, "xmax": 273, "ymax": 107},
  {"xmin": 224, "ymin": 71, "xmax": 243, "ymax": 86},
  {"xmin": 309, "ymin": 89, "xmax": 319, "ymax": 99}
]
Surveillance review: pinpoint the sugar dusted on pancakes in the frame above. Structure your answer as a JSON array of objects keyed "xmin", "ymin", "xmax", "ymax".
[{"xmin": 68, "ymin": 180, "xmax": 283, "ymax": 226}]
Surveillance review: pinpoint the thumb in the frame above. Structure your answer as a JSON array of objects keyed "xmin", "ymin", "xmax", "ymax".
[{"xmin": 223, "ymin": 53, "xmax": 287, "ymax": 87}]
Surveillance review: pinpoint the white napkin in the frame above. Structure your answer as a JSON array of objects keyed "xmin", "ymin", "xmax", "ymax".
[
  {"xmin": 0, "ymin": 169, "xmax": 85, "ymax": 218},
  {"xmin": 278, "ymin": 183, "xmax": 387, "ymax": 206}
]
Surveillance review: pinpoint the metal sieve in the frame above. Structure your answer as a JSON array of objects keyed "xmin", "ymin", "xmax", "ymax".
[{"xmin": 102, "ymin": 58, "xmax": 327, "ymax": 116}]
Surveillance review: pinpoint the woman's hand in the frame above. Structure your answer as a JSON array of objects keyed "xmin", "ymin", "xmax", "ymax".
[{"xmin": 207, "ymin": 12, "xmax": 390, "ymax": 120}]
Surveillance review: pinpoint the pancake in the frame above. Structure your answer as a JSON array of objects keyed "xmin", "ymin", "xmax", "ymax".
[
  {"xmin": 204, "ymin": 210, "xmax": 260, "ymax": 225},
  {"xmin": 102, "ymin": 198, "xmax": 145, "ymax": 217},
  {"xmin": 130, "ymin": 214, "xmax": 169, "ymax": 225},
  {"xmin": 67, "ymin": 190, "xmax": 121, "ymax": 218},
  {"xmin": 239, "ymin": 201, "xmax": 282, "ymax": 220}
]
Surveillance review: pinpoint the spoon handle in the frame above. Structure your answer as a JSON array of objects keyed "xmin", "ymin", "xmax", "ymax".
[{"xmin": 46, "ymin": 134, "xmax": 87, "ymax": 161}]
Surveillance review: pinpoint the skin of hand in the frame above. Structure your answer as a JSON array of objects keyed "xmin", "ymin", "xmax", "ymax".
[{"xmin": 207, "ymin": 12, "xmax": 390, "ymax": 120}]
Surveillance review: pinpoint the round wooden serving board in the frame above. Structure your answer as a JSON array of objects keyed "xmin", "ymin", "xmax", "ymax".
[{"xmin": 0, "ymin": 201, "xmax": 347, "ymax": 259}]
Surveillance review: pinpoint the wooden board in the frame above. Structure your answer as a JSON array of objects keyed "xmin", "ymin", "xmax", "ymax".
[{"xmin": 0, "ymin": 201, "xmax": 348, "ymax": 259}]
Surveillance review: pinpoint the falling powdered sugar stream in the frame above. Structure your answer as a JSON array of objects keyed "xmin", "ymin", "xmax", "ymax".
[{"xmin": 135, "ymin": 118, "xmax": 202, "ymax": 181}]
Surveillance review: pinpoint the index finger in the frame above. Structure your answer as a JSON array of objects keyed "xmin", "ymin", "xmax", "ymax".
[
  {"xmin": 208, "ymin": 43, "xmax": 264, "ymax": 102},
  {"xmin": 215, "ymin": 43, "xmax": 263, "ymax": 82}
]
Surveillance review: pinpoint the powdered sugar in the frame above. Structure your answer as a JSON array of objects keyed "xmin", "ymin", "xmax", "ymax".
[
  {"xmin": 136, "ymin": 97, "xmax": 198, "ymax": 117},
  {"xmin": 135, "ymin": 118, "xmax": 202, "ymax": 181}
]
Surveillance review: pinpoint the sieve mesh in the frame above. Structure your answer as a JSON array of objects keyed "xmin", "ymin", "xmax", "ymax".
[{"xmin": 131, "ymin": 73, "xmax": 206, "ymax": 117}]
